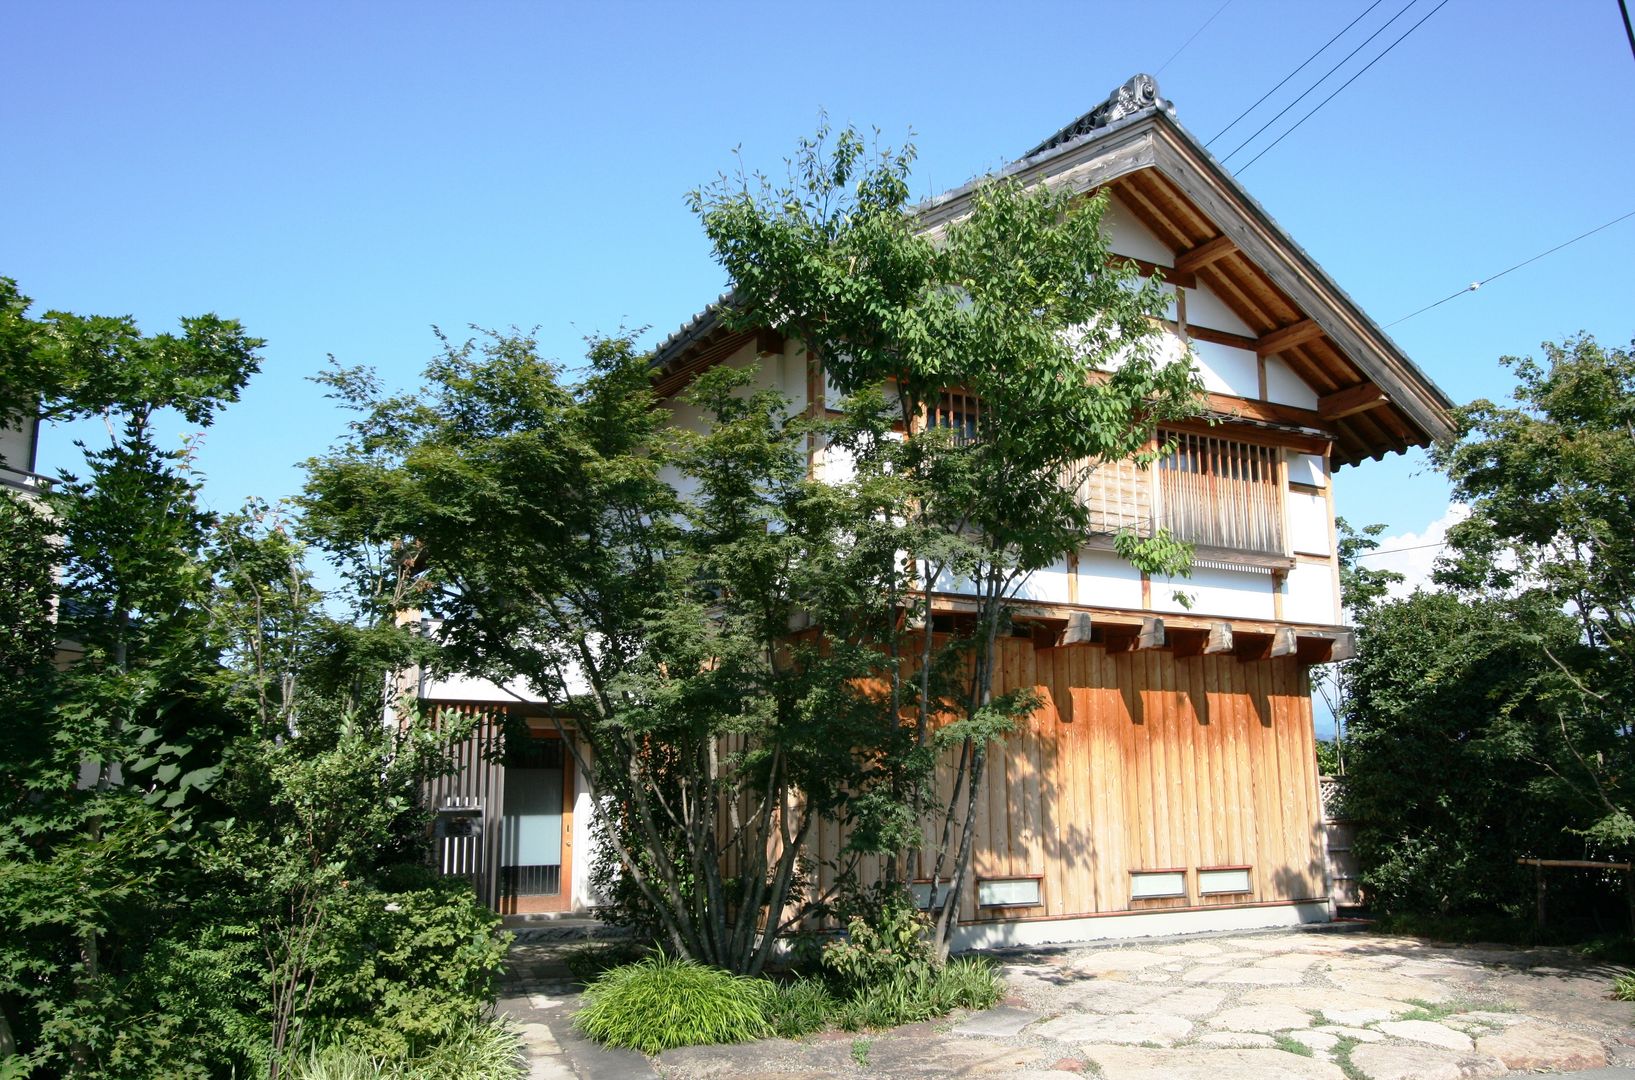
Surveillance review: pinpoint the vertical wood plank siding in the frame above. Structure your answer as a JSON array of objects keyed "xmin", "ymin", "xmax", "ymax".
[{"xmin": 808, "ymin": 640, "xmax": 1325, "ymax": 922}]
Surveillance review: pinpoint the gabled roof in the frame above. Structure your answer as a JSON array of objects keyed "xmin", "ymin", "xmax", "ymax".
[{"xmin": 655, "ymin": 76, "xmax": 1454, "ymax": 468}]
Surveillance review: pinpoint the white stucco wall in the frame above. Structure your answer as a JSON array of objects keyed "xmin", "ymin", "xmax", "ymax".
[{"xmin": 1153, "ymin": 565, "xmax": 1277, "ymax": 621}]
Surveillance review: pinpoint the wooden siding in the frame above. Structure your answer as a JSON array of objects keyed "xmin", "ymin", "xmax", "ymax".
[{"xmin": 802, "ymin": 638, "xmax": 1327, "ymax": 924}]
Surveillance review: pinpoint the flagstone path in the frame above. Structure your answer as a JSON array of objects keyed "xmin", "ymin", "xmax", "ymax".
[{"xmin": 500, "ymin": 923, "xmax": 1635, "ymax": 1080}]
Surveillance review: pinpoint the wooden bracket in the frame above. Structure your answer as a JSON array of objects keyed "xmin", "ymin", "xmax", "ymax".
[
  {"xmin": 1136, "ymin": 616, "xmax": 1166, "ymax": 651},
  {"xmin": 1058, "ymin": 611, "xmax": 1094, "ymax": 647},
  {"xmin": 1204, "ymin": 622, "xmax": 1234, "ymax": 654}
]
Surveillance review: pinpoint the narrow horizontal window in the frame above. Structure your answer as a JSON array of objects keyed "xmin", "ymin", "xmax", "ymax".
[
  {"xmin": 976, "ymin": 877, "xmax": 1042, "ymax": 908},
  {"xmin": 1198, "ymin": 867, "xmax": 1252, "ymax": 895},
  {"xmin": 909, "ymin": 879, "xmax": 953, "ymax": 909},
  {"xmin": 1130, "ymin": 869, "xmax": 1187, "ymax": 900}
]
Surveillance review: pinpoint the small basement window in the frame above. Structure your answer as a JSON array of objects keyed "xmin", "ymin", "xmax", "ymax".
[
  {"xmin": 910, "ymin": 879, "xmax": 954, "ymax": 910},
  {"xmin": 1198, "ymin": 867, "xmax": 1253, "ymax": 895},
  {"xmin": 976, "ymin": 877, "xmax": 1043, "ymax": 908},
  {"xmin": 1130, "ymin": 869, "xmax": 1187, "ymax": 900}
]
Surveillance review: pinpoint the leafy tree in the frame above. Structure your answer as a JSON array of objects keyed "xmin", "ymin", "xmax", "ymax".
[
  {"xmin": 1344, "ymin": 591, "xmax": 1585, "ymax": 915},
  {"xmin": 302, "ymin": 329, "xmax": 912, "ymax": 975},
  {"xmin": 1433, "ymin": 335, "xmax": 1635, "ymax": 849},
  {"xmin": 1344, "ymin": 336, "xmax": 1635, "ymax": 926},
  {"xmin": 0, "ymin": 282, "xmax": 262, "ymax": 1076},
  {"xmin": 0, "ymin": 278, "xmax": 504, "ymax": 1077},
  {"xmin": 690, "ymin": 125, "xmax": 1203, "ymax": 955}
]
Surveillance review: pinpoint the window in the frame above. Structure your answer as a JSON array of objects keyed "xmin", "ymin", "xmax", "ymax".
[
  {"xmin": 977, "ymin": 877, "xmax": 1043, "ymax": 907},
  {"xmin": 910, "ymin": 879, "xmax": 954, "ymax": 909},
  {"xmin": 1130, "ymin": 869, "xmax": 1187, "ymax": 900},
  {"xmin": 1198, "ymin": 867, "xmax": 1253, "ymax": 895},
  {"xmin": 929, "ymin": 389, "xmax": 982, "ymax": 444},
  {"xmin": 1157, "ymin": 431, "xmax": 1284, "ymax": 555}
]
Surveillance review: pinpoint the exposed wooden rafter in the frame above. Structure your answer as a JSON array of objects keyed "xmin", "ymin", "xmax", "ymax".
[
  {"xmin": 1174, "ymin": 234, "xmax": 1237, "ymax": 275},
  {"xmin": 1318, "ymin": 382, "xmax": 1389, "ymax": 420},
  {"xmin": 1254, "ymin": 318, "xmax": 1324, "ymax": 358}
]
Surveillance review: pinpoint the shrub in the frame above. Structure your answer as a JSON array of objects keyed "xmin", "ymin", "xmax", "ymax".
[
  {"xmin": 821, "ymin": 892, "xmax": 934, "ymax": 993},
  {"xmin": 575, "ymin": 952, "xmax": 771, "ymax": 1054},
  {"xmin": 933, "ymin": 956, "xmax": 1004, "ymax": 1011}
]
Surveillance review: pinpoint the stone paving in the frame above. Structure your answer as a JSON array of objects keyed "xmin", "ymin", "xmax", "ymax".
[{"xmin": 499, "ymin": 923, "xmax": 1635, "ymax": 1080}]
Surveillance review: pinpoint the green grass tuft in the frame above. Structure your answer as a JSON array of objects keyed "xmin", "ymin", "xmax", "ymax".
[
  {"xmin": 1612, "ymin": 970, "xmax": 1635, "ymax": 1002},
  {"xmin": 1271, "ymin": 1033, "xmax": 1313, "ymax": 1057},
  {"xmin": 574, "ymin": 952, "xmax": 771, "ymax": 1054},
  {"xmin": 850, "ymin": 1037, "xmax": 871, "ymax": 1066},
  {"xmin": 764, "ymin": 976, "xmax": 836, "ymax": 1039},
  {"xmin": 1330, "ymin": 1035, "xmax": 1367, "ymax": 1080},
  {"xmin": 291, "ymin": 1017, "xmax": 524, "ymax": 1080}
]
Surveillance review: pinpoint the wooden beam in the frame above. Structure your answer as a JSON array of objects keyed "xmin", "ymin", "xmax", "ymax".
[
  {"xmin": 1058, "ymin": 611, "xmax": 1094, "ymax": 647},
  {"xmin": 756, "ymin": 327, "xmax": 786, "ymax": 357},
  {"xmin": 1269, "ymin": 626, "xmax": 1298, "ymax": 658},
  {"xmin": 1318, "ymin": 382, "xmax": 1389, "ymax": 420},
  {"xmin": 1204, "ymin": 622, "xmax": 1234, "ymax": 654},
  {"xmin": 1167, "ymin": 320, "xmax": 1258, "ymax": 351},
  {"xmin": 1110, "ymin": 253, "xmax": 1195, "ymax": 290},
  {"xmin": 1254, "ymin": 318, "xmax": 1324, "ymax": 358},
  {"xmin": 1174, "ymin": 234, "xmax": 1237, "ymax": 275}
]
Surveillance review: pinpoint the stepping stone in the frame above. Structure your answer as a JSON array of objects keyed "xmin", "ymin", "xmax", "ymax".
[
  {"xmin": 1376, "ymin": 1019, "xmax": 1473, "ymax": 1052},
  {"xmin": 1154, "ymin": 987, "xmax": 1227, "ymax": 1017},
  {"xmin": 1032, "ymin": 1010, "xmax": 1193, "ymax": 1047},
  {"xmin": 1475, "ymin": 1022, "xmax": 1608, "ymax": 1071},
  {"xmin": 954, "ymin": 1005, "xmax": 1042, "ymax": 1038},
  {"xmin": 1184, "ymin": 965, "xmax": 1303, "ymax": 985},
  {"xmin": 1079, "ymin": 1044, "xmax": 1345, "ymax": 1079},
  {"xmin": 1198, "ymin": 1031, "xmax": 1277, "ymax": 1049},
  {"xmin": 1058, "ymin": 981, "xmax": 1172, "ymax": 1014},
  {"xmin": 1208, "ymin": 1004, "xmax": 1313, "ymax": 1033},
  {"xmin": 1346, "ymin": 1042, "xmax": 1505, "ymax": 1080},
  {"xmin": 1288, "ymin": 1029, "xmax": 1338, "ymax": 1052},
  {"xmin": 1069, "ymin": 949, "xmax": 1172, "ymax": 972},
  {"xmin": 1314, "ymin": 1024, "xmax": 1384, "ymax": 1043}
]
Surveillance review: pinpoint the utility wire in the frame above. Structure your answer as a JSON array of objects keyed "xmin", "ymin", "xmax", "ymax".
[
  {"xmin": 1206, "ymin": 0, "xmax": 1388, "ymax": 148},
  {"xmin": 1354, "ymin": 540, "xmax": 1448, "ymax": 558},
  {"xmin": 1219, "ymin": 0, "xmax": 1419, "ymax": 166},
  {"xmin": 1621, "ymin": 0, "xmax": 1635, "ymax": 64},
  {"xmin": 1156, "ymin": 0, "xmax": 1237, "ymax": 76},
  {"xmin": 1235, "ymin": 0, "xmax": 1453, "ymax": 174},
  {"xmin": 1387, "ymin": 208, "xmax": 1635, "ymax": 327}
]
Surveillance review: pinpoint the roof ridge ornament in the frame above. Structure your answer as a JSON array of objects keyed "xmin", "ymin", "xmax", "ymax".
[{"xmin": 1023, "ymin": 74, "xmax": 1167, "ymax": 159}]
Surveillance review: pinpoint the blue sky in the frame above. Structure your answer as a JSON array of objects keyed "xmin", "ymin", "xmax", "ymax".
[{"xmin": 5, "ymin": 1, "xmax": 1633, "ymax": 569}]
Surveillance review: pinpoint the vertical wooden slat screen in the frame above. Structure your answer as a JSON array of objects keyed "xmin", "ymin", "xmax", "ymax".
[
  {"xmin": 426, "ymin": 703, "xmax": 508, "ymax": 909},
  {"xmin": 1155, "ymin": 430, "xmax": 1284, "ymax": 555}
]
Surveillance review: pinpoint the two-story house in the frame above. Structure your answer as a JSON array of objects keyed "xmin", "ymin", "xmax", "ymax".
[{"xmin": 422, "ymin": 75, "xmax": 1452, "ymax": 945}]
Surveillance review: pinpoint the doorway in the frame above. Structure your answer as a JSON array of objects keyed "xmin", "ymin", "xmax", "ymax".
[{"xmin": 498, "ymin": 732, "xmax": 573, "ymax": 914}]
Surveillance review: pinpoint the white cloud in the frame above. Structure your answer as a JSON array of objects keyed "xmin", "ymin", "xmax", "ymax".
[{"xmin": 1361, "ymin": 503, "xmax": 1469, "ymax": 600}]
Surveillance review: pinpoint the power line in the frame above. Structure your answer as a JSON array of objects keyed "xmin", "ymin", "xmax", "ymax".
[
  {"xmin": 1235, "ymin": 0, "xmax": 1453, "ymax": 175},
  {"xmin": 1155, "ymin": 0, "xmax": 1237, "ymax": 76},
  {"xmin": 1219, "ymin": 0, "xmax": 1420, "ymax": 166},
  {"xmin": 1386, "ymin": 208, "xmax": 1635, "ymax": 327},
  {"xmin": 1206, "ymin": 0, "xmax": 1388, "ymax": 148},
  {"xmin": 1354, "ymin": 539, "xmax": 1448, "ymax": 559},
  {"xmin": 1620, "ymin": 0, "xmax": 1635, "ymax": 65}
]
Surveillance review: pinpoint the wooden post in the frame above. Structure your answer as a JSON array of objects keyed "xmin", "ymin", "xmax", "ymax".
[{"xmin": 1536, "ymin": 860, "xmax": 1546, "ymax": 929}]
